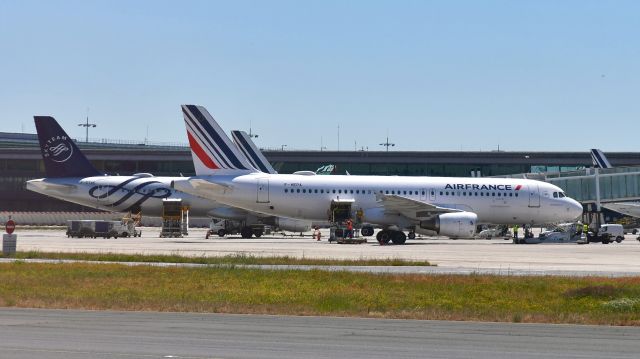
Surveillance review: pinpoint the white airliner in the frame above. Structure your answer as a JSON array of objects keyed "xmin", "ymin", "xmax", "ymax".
[
  {"xmin": 173, "ymin": 105, "xmax": 584, "ymax": 244},
  {"xmin": 26, "ymin": 116, "xmax": 311, "ymax": 237}
]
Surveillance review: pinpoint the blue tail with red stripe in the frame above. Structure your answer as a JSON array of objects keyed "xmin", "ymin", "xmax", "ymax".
[{"xmin": 182, "ymin": 105, "xmax": 257, "ymax": 175}]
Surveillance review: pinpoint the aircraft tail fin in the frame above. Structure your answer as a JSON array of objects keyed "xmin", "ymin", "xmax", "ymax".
[
  {"xmin": 591, "ymin": 149, "xmax": 613, "ymax": 169},
  {"xmin": 182, "ymin": 105, "xmax": 257, "ymax": 175},
  {"xmin": 33, "ymin": 116, "xmax": 101, "ymax": 178},
  {"xmin": 231, "ymin": 130, "xmax": 277, "ymax": 174}
]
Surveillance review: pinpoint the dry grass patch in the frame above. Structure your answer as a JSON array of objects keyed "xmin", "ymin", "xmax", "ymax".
[{"xmin": 2, "ymin": 263, "xmax": 640, "ymax": 325}]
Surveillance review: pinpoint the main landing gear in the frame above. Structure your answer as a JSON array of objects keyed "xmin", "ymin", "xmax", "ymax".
[{"xmin": 376, "ymin": 230, "xmax": 407, "ymax": 245}]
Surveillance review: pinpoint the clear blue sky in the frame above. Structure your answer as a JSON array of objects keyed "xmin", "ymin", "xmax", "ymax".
[{"xmin": 0, "ymin": 0, "xmax": 638, "ymax": 151}]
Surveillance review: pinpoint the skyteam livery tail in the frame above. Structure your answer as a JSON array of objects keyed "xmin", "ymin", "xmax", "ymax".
[
  {"xmin": 231, "ymin": 130, "xmax": 277, "ymax": 174},
  {"xmin": 182, "ymin": 105, "xmax": 256, "ymax": 175},
  {"xmin": 34, "ymin": 116, "xmax": 101, "ymax": 178}
]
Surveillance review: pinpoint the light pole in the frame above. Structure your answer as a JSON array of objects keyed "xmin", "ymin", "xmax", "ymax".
[
  {"xmin": 379, "ymin": 136, "xmax": 395, "ymax": 152},
  {"xmin": 78, "ymin": 116, "xmax": 97, "ymax": 142},
  {"xmin": 281, "ymin": 144, "xmax": 287, "ymax": 151},
  {"xmin": 248, "ymin": 120, "xmax": 259, "ymax": 139}
]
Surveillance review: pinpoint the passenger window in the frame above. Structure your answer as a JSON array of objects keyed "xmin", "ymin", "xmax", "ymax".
[
  {"xmin": 338, "ymin": 189, "xmax": 342, "ymax": 194},
  {"xmin": 284, "ymin": 189, "xmax": 288, "ymax": 193},
  {"xmin": 356, "ymin": 190, "xmax": 359, "ymax": 194},
  {"xmin": 403, "ymin": 191, "xmax": 407, "ymax": 195},
  {"xmin": 297, "ymin": 189, "xmax": 300, "ymax": 193},
  {"xmin": 314, "ymin": 189, "xmax": 318, "ymax": 193},
  {"xmin": 509, "ymin": 193, "xmax": 513, "ymax": 197},
  {"xmin": 320, "ymin": 189, "xmax": 324, "ymax": 193},
  {"xmin": 391, "ymin": 191, "xmax": 395, "ymax": 194},
  {"xmin": 332, "ymin": 189, "xmax": 336, "ymax": 193},
  {"xmin": 497, "ymin": 193, "xmax": 501, "ymax": 197},
  {"xmin": 515, "ymin": 193, "xmax": 519, "ymax": 197},
  {"xmin": 492, "ymin": 193, "xmax": 495, "ymax": 196},
  {"xmin": 421, "ymin": 191, "xmax": 425, "ymax": 195},
  {"xmin": 440, "ymin": 191, "xmax": 443, "ymax": 195},
  {"xmin": 385, "ymin": 190, "xmax": 389, "ymax": 194},
  {"xmin": 480, "ymin": 192, "xmax": 484, "ymax": 196},
  {"xmin": 302, "ymin": 189, "xmax": 306, "ymax": 193},
  {"xmin": 475, "ymin": 192, "xmax": 478, "ymax": 196},
  {"xmin": 350, "ymin": 190, "xmax": 354, "ymax": 194},
  {"xmin": 462, "ymin": 192, "xmax": 466, "ymax": 196},
  {"xmin": 445, "ymin": 191, "xmax": 449, "ymax": 195}
]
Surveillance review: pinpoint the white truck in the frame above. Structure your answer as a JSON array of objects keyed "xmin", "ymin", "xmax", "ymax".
[{"xmin": 586, "ymin": 224, "xmax": 625, "ymax": 244}]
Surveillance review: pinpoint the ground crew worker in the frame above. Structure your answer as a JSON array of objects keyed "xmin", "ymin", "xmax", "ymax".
[
  {"xmin": 513, "ymin": 224, "xmax": 519, "ymax": 239},
  {"xmin": 346, "ymin": 218, "xmax": 354, "ymax": 239},
  {"xmin": 356, "ymin": 208, "xmax": 364, "ymax": 224},
  {"xmin": 583, "ymin": 223, "xmax": 589, "ymax": 234},
  {"xmin": 314, "ymin": 226, "xmax": 321, "ymax": 241}
]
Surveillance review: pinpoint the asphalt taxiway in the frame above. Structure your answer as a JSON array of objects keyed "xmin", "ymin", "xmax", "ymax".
[
  {"xmin": 10, "ymin": 227, "xmax": 640, "ymax": 276},
  {"xmin": 1, "ymin": 308, "xmax": 639, "ymax": 359}
]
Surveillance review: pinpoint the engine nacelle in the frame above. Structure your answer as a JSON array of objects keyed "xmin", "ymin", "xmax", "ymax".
[
  {"xmin": 420, "ymin": 212, "xmax": 478, "ymax": 238},
  {"xmin": 271, "ymin": 217, "xmax": 312, "ymax": 233}
]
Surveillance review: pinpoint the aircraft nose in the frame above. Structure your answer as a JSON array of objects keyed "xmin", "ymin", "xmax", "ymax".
[{"xmin": 568, "ymin": 198, "xmax": 583, "ymax": 219}]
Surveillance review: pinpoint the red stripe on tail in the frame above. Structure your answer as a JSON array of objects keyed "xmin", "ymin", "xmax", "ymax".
[{"xmin": 187, "ymin": 132, "xmax": 218, "ymax": 169}]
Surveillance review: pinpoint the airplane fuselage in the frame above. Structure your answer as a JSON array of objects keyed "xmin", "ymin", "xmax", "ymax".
[
  {"xmin": 179, "ymin": 174, "xmax": 583, "ymax": 227},
  {"xmin": 27, "ymin": 176, "xmax": 219, "ymax": 218}
]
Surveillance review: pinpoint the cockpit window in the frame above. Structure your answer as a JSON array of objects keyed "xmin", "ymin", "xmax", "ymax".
[
  {"xmin": 553, "ymin": 192, "xmax": 558, "ymax": 198},
  {"xmin": 559, "ymin": 192, "xmax": 566, "ymax": 198}
]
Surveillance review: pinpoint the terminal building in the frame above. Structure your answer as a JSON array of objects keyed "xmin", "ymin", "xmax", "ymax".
[{"xmin": 2, "ymin": 131, "xmax": 640, "ymax": 213}]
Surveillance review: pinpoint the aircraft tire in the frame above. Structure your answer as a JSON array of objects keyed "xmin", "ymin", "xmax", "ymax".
[
  {"xmin": 377, "ymin": 230, "xmax": 392, "ymax": 245},
  {"xmin": 408, "ymin": 232, "xmax": 416, "ymax": 240},
  {"xmin": 361, "ymin": 226, "xmax": 374, "ymax": 237},
  {"xmin": 391, "ymin": 231, "xmax": 407, "ymax": 245}
]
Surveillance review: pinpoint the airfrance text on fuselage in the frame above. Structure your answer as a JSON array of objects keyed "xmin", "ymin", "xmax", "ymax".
[{"xmin": 444, "ymin": 184, "xmax": 521, "ymax": 191}]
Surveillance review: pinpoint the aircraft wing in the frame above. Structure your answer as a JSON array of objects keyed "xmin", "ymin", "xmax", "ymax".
[
  {"xmin": 172, "ymin": 177, "xmax": 231, "ymax": 200},
  {"xmin": 376, "ymin": 194, "xmax": 459, "ymax": 220}
]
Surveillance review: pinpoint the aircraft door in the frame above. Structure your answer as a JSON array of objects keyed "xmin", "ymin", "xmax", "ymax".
[
  {"xmin": 420, "ymin": 188, "xmax": 428, "ymax": 201},
  {"xmin": 257, "ymin": 178, "xmax": 270, "ymax": 203},
  {"xmin": 528, "ymin": 184, "xmax": 540, "ymax": 208}
]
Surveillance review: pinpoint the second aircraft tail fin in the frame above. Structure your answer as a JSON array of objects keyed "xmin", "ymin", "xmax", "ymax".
[
  {"xmin": 182, "ymin": 105, "xmax": 257, "ymax": 175},
  {"xmin": 231, "ymin": 130, "xmax": 277, "ymax": 174}
]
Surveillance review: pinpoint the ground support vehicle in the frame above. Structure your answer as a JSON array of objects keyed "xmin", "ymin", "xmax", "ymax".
[
  {"xmin": 328, "ymin": 224, "xmax": 366, "ymax": 244},
  {"xmin": 206, "ymin": 219, "xmax": 268, "ymax": 239},
  {"xmin": 160, "ymin": 199, "xmax": 189, "ymax": 238},
  {"xmin": 586, "ymin": 224, "xmax": 625, "ymax": 244},
  {"xmin": 66, "ymin": 220, "xmax": 125, "ymax": 239}
]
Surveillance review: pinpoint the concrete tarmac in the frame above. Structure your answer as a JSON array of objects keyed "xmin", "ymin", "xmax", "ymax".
[
  {"xmin": 1, "ymin": 308, "xmax": 640, "ymax": 359},
  {"xmin": 10, "ymin": 227, "xmax": 640, "ymax": 275}
]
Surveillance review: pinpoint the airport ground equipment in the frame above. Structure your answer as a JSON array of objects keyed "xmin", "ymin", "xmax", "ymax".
[
  {"xmin": 66, "ymin": 220, "xmax": 129, "ymax": 239},
  {"xmin": 160, "ymin": 199, "xmax": 188, "ymax": 238},
  {"xmin": 206, "ymin": 219, "xmax": 269, "ymax": 238},
  {"xmin": 476, "ymin": 225, "xmax": 511, "ymax": 240},
  {"xmin": 328, "ymin": 225, "xmax": 367, "ymax": 244},
  {"xmin": 521, "ymin": 223, "xmax": 584, "ymax": 244},
  {"xmin": 586, "ymin": 224, "xmax": 625, "ymax": 244}
]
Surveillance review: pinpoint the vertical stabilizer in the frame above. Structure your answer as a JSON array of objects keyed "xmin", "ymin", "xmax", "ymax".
[
  {"xmin": 34, "ymin": 116, "xmax": 101, "ymax": 178},
  {"xmin": 182, "ymin": 105, "xmax": 256, "ymax": 175},
  {"xmin": 231, "ymin": 130, "xmax": 277, "ymax": 174},
  {"xmin": 591, "ymin": 149, "xmax": 613, "ymax": 169}
]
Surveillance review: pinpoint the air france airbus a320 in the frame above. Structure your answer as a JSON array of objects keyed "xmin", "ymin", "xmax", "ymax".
[{"xmin": 173, "ymin": 105, "xmax": 584, "ymax": 244}]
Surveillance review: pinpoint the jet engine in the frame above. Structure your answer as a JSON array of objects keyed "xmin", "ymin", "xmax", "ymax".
[{"xmin": 420, "ymin": 212, "xmax": 478, "ymax": 238}]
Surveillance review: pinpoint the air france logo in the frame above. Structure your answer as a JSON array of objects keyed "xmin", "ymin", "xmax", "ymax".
[
  {"xmin": 44, "ymin": 135, "xmax": 73, "ymax": 163},
  {"xmin": 444, "ymin": 183, "xmax": 522, "ymax": 191}
]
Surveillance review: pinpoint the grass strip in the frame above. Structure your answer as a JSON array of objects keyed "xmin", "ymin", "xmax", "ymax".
[
  {"xmin": 2, "ymin": 262, "xmax": 640, "ymax": 325},
  {"xmin": 0, "ymin": 251, "xmax": 432, "ymax": 266}
]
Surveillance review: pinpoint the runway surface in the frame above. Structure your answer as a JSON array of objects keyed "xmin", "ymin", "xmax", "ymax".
[
  {"xmin": 1, "ymin": 308, "xmax": 640, "ymax": 359},
  {"xmin": 10, "ymin": 228, "xmax": 640, "ymax": 276}
]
